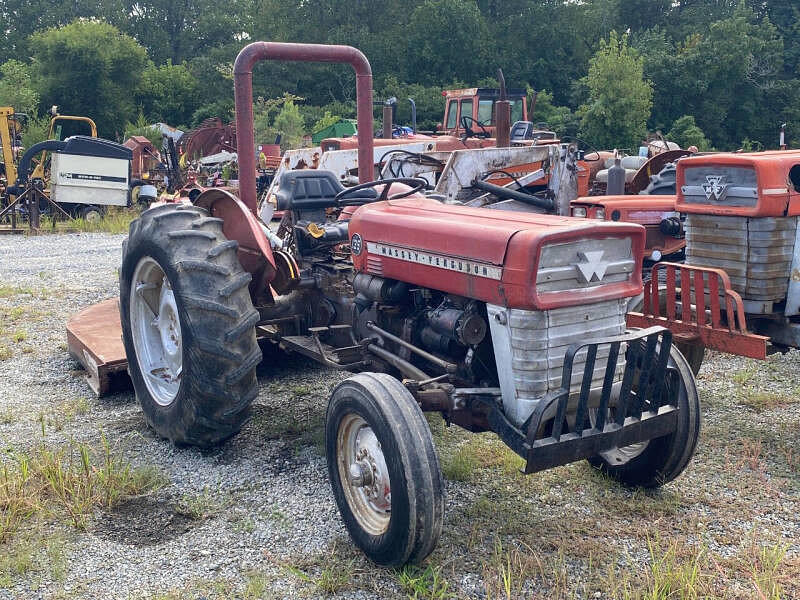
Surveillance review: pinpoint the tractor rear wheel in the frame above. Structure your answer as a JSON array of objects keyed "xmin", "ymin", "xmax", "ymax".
[
  {"xmin": 120, "ymin": 203, "xmax": 261, "ymax": 446},
  {"xmin": 588, "ymin": 342, "xmax": 701, "ymax": 487},
  {"xmin": 326, "ymin": 373, "xmax": 444, "ymax": 566}
]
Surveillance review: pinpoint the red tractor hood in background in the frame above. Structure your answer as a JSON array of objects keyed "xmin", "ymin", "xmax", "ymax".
[
  {"xmin": 675, "ymin": 151, "xmax": 800, "ymax": 217},
  {"xmin": 349, "ymin": 198, "xmax": 645, "ymax": 311}
]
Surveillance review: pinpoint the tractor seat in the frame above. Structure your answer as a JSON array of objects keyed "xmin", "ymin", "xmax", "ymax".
[{"xmin": 275, "ymin": 169, "xmax": 346, "ymax": 211}]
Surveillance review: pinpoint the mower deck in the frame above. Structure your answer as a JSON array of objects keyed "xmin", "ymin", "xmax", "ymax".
[{"xmin": 66, "ymin": 297, "xmax": 129, "ymax": 396}]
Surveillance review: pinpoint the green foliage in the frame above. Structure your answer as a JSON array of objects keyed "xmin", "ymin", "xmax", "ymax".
[
  {"xmin": 273, "ymin": 100, "xmax": 305, "ymax": 150},
  {"xmin": 191, "ymin": 99, "xmax": 234, "ymax": 127},
  {"xmin": 20, "ymin": 115, "xmax": 51, "ymax": 150},
  {"xmin": 578, "ymin": 31, "xmax": 653, "ymax": 150},
  {"xmin": 0, "ymin": 60, "xmax": 38, "ymax": 115},
  {"xmin": 667, "ymin": 115, "xmax": 710, "ymax": 151},
  {"xmin": 30, "ymin": 20, "xmax": 149, "ymax": 138},
  {"xmin": 311, "ymin": 111, "xmax": 341, "ymax": 135},
  {"xmin": 529, "ymin": 89, "xmax": 579, "ymax": 137},
  {"xmin": 123, "ymin": 113, "xmax": 162, "ymax": 148},
  {"xmin": 137, "ymin": 62, "xmax": 200, "ymax": 127}
]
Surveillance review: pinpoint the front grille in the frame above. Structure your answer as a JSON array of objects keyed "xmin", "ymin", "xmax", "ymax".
[
  {"xmin": 681, "ymin": 165, "xmax": 757, "ymax": 207},
  {"xmin": 685, "ymin": 214, "xmax": 797, "ymax": 302},
  {"xmin": 536, "ymin": 237, "xmax": 634, "ymax": 292},
  {"xmin": 488, "ymin": 298, "xmax": 627, "ymax": 427}
]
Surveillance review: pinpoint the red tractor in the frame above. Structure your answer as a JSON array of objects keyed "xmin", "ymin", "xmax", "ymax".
[
  {"xmin": 116, "ymin": 42, "xmax": 699, "ymax": 566},
  {"xmin": 629, "ymin": 150, "xmax": 800, "ymax": 365}
]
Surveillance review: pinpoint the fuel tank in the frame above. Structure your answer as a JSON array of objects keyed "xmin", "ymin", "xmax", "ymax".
[{"xmin": 348, "ymin": 197, "xmax": 645, "ymax": 311}]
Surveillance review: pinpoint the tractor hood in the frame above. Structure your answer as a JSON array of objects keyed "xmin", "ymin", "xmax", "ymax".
[
  {"xmin": 676, "ymin": 151, "xmax": 800, "ymax": 217},
  {"xmin": 349, "ymin": 197, "xmax": 645, "ymax": 310}
]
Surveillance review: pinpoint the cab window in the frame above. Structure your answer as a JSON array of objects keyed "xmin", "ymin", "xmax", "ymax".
[
  {"xmin": 510, "ymin": 100, "xmax": 524, "ymax": 123},
  {"xmin": 478, "ymin": 99, "xmax": 493, "ymax": 125},
  {"xmin": 460, "ymin": 99, "xmax": 473, "ymax": 126},
  {"xmin": 445, "ymin": 99, "xmax": 458, "ymax": 129}
]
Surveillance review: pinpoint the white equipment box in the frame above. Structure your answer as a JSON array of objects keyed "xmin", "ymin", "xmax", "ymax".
[{"xmin": 50, "ymin": 136, "xmax": 132, "ymax": 207}]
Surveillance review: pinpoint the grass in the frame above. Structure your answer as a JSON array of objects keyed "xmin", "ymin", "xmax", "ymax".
[
  {"xmin": 38, "ymin": 397, "xmax": 92, "ymax": 431},
  {"xmin": 38, "ymin": 207, "xmax": 137, "ymax": 235},
  {"xmin": 175, "ymin": 487, "xmax": 224, "ymax": 521},
  {"xmin": 396, "ymin": 565, "xmax": 453, "ymax": 599},
  {"xmin": 740, "ymin": 390, "xmax": 793, "ymax": 412},
  {"xmin": 0, "ymin": 432, "xmax": 165, "ymax": 539}
]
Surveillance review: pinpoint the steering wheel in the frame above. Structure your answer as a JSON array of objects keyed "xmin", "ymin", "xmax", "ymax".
[
  {"xmin": 460, "ymin": 115, "xmax": 490, "ymax": 138},
  {"xmin": 334, "ymin": 178, "xmax": 428, "ymax": 206}
]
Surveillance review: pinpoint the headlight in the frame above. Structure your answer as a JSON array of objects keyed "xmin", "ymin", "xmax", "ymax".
[
  {"xmin": 595, "ymin": 207, "xmax": 606, "ymax": 219},
  {"xmin": 572, "ymin": 206, "xmax": 587, "ymax": 217}
]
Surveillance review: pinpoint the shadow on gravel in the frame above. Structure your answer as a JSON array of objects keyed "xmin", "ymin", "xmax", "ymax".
[{"xmin": 94, "ymin": 496, "xmax": 196, "ymax": 546}]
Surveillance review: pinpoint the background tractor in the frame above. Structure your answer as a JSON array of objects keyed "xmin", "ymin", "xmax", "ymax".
[
  {"xmin": 628, "ymin": 151, "xmax": 800, "ymax": 368},
  {"xmin": 113, "ymin": 42, "xmax": 701, "ymax": 567}
]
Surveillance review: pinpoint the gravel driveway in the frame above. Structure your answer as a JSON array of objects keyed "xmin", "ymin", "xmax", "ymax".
[{"xmin": 0, "ymin": 232, "xmax": 798, "ymax": 599}]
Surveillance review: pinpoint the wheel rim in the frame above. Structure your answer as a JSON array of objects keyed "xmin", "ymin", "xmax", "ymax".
[
  {"xmin": 591, "ymin": 407, "xmax": 649, "ymax": 465},
  {"xmin": 336, "ymin": 413, "xmax": 391, "ymax": 536},
  {"xmin": 85, "ymin": 209, "xmax": 101, "ymax": 222},
  {"xmin": 130, "ymin": 256, "xmax": 182, "ymax": 406}
]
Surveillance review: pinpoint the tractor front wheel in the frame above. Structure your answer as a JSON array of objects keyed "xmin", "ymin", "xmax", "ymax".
[
  {"xmin": 120, "ymin": 204, "xmax": 261, "ymax": 446},
  {"xmin": 588, "ymin": 342, "xmax": 701, "ymax": 487},
  {"xmin": 326, "ymin": 373, "xmax": 444, "ymax": 566}
]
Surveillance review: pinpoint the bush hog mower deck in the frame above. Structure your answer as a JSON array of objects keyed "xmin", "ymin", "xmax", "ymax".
[
  {"xmin": 71, "ymin": 43, "xmax": 700, "ymax": 566},
  {"xmin": 627, "ymin": 151, "xmax": 800, "ymax": 364}
]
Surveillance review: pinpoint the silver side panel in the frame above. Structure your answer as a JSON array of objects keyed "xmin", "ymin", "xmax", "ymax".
[
  {"xmin": 487, "ymin": 298, "xmax": 627, "ymax": 428},
  {"xmin": 681, "ymin": 165, "xmax": 758, "ymax": 207},
  {"xmin": 685, "ymin": 214, "xmax": 798, "ymax": 302},
  {"xmin": 786, "ymin": 224, "xmax": 800, "ymax": 316}
]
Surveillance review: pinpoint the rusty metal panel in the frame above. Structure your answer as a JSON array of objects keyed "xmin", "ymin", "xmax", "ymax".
[
  {"xmin": 685, "ymin": 214, "xmax": 797, "ymax": 302},
  {"xmin": 66, "ymin": 298, "xmax": 129, "ymax": 396},
  {"xmin": 626, "ymin": 262, "xmax": 768, "ymax": 359}
]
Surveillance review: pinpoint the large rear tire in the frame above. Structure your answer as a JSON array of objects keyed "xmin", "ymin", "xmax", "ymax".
[
  {"xmin": 120, "ymin": 203, "xmax": 261, "ymax": 446},
  {"xmin": 588, "ymin": 343, "xmax": 701, "ymax": 488},
  {"xmin": 326, "ymin": 373, "xmax": 444, "ymax": 566}
]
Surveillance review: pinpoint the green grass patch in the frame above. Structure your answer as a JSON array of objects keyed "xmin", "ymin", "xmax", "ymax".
[{"xmin": 740, "ymin": 390, "xmax": 793, "ymax": 413}]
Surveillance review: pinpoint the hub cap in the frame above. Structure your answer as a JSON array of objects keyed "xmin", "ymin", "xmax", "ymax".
[
  {"xmin": 130, "ymin": 257, "xmax": 182, "ymax": 406},
  {"xmin": 337, "ymin": 414, "xmax": 391, "ymax": 535}
]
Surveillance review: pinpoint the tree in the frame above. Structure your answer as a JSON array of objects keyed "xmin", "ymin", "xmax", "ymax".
[
  {"xmin": 137, "ymin": 62, "xmax": 200, "ymax": 127},
  {"xmin": 272, "ymin": 100, "xmax": 305, "ymax": 149},
  {"xmin": 0, "ymin": 60, "xmax": 39, "ymax": 114},
  {"xmin": 578, "ymin": 31, "xmax": 653, "ymax": 150},
  {"xmin": 666, "ymin": 115, "xmax": 710, "ymax": 150},
  {"xmin": 30, "ymin": 20, "xmax": 149, "ymax": 138},
  {"xmin": 404, "ymin": 0, "xmax": 490, "ymax": 86},
  {"xmin": 529, "ymin": 89, "xmax": 579, "ymax": 137}
]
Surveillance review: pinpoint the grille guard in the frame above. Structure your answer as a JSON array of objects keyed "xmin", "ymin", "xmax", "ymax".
[
  {"xmin": 626, "ymin": 262, "xmax": 768, "ymax": 359},
  {"xmin": 479, "ymin": 326, "xmax": 681, "ymax": 474}
]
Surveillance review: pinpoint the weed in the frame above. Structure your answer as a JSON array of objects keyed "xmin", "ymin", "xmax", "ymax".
[
  {"xmin": 739, "ymin": 540, "xmax": 788, "ymax": 600},
  {"xmin": 740, "ymin": 390, "xmax": 792, "ymax": 412},
  {"xmin": 396, "ymin": 564, "xmax": 453, "ymax": 599},
  {"xmin": 645, "ymin": 538, "xmax": 706, "ymax": 600},
  {"xmin": 244, "ymin": 571, "xmax": 274, "ymax": 599},
  {"xmin": 0, "ymin": 284, "xmax": 34, "ymax": 298},
  {"xmin": 481, "ymin": 539, "xmax": 537, "ymax": 600},
  {"xmin": 0, "ymin": 406, "xmax": 15, "ymax": 424},
  {"xmin": 290, "ymin": 384, "xmax": 311, "ymax": 397},
  {"xmin": 0, "ymin": 345, "xmax": 10, "ymax": 360},
  {"xmin": 175, "ymin": 487, "xmax": 223, "ymax": 520},
  {"xmin": 440, "ymin": 445, "xmax": 477, "ymax": 481},
  {"xmin": 732, "ymin": 368, "xmax": 756, "ymax": 386},
  {"xmin": 11, "ymin": 330, "xmax": 26, "ymax": 343}
]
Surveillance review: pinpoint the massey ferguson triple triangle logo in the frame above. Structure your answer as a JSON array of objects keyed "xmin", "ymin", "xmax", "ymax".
[
  {"xmin": 575, "ymin": 250, "xmax": 609, "ymax": 284},
  {"xmin": 702, "ymin": 175, "xmax": 729, "ymax": 202}
]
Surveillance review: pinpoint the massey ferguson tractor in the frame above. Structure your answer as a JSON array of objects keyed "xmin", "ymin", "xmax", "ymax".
[
  {"xmin": 627, "ymin": 151, "xmax": 800, "ymax": 366},
  {"xmin": 116, "ymin": 42, "xmax": 700, "ymax": 566}
]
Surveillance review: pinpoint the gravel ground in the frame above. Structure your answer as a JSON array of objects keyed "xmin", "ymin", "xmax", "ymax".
[{"xmin": 0, "ymin": 232, "xmax": 798, "ymax": 599}]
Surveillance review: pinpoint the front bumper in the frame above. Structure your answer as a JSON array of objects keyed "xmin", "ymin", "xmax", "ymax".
[{"xmin": 479, "ymin": 326, "xmax": 681, "ymax": 474}]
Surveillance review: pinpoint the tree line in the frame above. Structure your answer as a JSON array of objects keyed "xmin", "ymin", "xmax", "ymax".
[{"xmin": 0, "ymin": 0, "xmax": 796, "ymax": 152}]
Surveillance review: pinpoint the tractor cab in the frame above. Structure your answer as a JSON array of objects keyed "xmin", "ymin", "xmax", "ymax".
[{"xmin": 439, "ymin": 88, "xmax": 527, "ymax": 138}]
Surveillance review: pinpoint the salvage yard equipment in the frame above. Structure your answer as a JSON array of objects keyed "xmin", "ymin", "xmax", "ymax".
[
  {"xmin": 69, "ymin": 42, "xmax": 701, "ymax": 567},
  {"xmin": 628, "ymin": 151, "xmax": 800, "ymax": 363}
]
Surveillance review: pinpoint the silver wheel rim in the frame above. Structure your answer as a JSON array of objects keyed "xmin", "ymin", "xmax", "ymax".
[
  {"xmin": 130, "ymin": 256, "xmax": 182, "ymax": 406},
  {"xmin": 590, "ymin": 408, "xmax": 649, "ymax": 464},
  {"xmin": 337, "ymin": 414, "xmax": 391, "ymax": 535},
  {"xmin": 85, "ymin": 209, "xmax": 101, "ymax": 223}
]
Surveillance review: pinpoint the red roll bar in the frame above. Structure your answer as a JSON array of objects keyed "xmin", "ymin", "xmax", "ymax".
[{"xmin": 233, "ymin": 42, "xmax": 375, "ymax": 214}]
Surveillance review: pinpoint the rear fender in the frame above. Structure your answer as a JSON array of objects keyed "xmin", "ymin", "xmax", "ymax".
[{"xmin": 194, "ymin": 188, "xmax": 277, "ymax": 286}]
